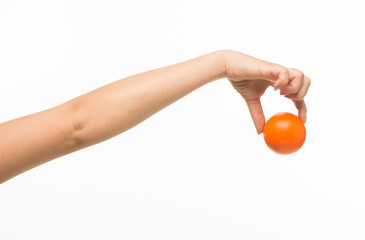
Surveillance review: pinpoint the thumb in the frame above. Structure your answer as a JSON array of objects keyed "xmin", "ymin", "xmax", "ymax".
[{"xmin": 245, "ymin": 98, "xmax": 266, "ymax": 134}]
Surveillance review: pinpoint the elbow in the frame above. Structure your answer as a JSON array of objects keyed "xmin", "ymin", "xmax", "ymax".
[
  {"xmin": 71, "ymin": 116, "xmax": 87, "ymax": 148},
  {"xmin": 66, "ymin": 99, "xmax": 88, "ymax": 149}
]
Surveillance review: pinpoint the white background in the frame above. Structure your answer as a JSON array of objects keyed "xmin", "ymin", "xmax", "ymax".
[{"xmin": 1, "ymin": 0, "xmax": 365, "ymax": 239}]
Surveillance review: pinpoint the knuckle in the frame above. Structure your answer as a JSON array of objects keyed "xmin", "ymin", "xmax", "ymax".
[
  {"xmin": 282, "ymin": 68, "xmax": 289, "ymax": 76},
  {"xmin": 293, "ymin": 70, "xmax": 305, "ymax": 79},
  {"xmin": 278, "ymin": 67, "xmax": 289, "ymax": 77},
  {"xmin": 306, "ymin": 77, "xmax": 311, "ymax": 86},
  {"xmin": 290, "ymin": 68, "xmax": 303, "ymax": 75}
]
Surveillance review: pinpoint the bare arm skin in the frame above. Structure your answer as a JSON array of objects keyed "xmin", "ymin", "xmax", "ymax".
[{"xmin": 0, "ymin": 50, "xmax": 310, "ymax": 183}]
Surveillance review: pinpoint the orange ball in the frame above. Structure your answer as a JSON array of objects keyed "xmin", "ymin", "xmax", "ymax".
[{"xmin": 263, "ymin": 112, "xmax": 306, "ymax": 155}]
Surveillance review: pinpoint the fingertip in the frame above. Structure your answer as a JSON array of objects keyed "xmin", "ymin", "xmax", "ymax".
[
  {"xmin": 274, "ymin": 79, "xmax": 288, "ymax": 90},
  {"xmin": 256, "ymin": 124, "xmax": 264, "ymax": 135},
  {"xmin": 299, "ymin": 112, "xmax": 307, "ymax": 124},
  {"xmin": 273, "ymin": 80, "xmax": 281, "ymax": 89}
]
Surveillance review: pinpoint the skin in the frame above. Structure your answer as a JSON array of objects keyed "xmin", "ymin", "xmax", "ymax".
[{"xmin": 0, "ymin": 50, "xmax": 310, "ymax": 184}]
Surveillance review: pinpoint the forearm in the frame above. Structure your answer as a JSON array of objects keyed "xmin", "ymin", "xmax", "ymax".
[
  {"xmin": 0, "ymin": 50, "xmax": 226, "ymax": 183},
  {"xmin": 0, "ymin": 104, "xmax": 77, "ymax": 183},
  {"xmin": 69, "ymin": 50, "xmax": 227, "ymax": 147}
]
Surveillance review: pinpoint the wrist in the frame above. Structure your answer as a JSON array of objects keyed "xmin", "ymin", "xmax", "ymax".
[
  {"xmin": 210, "ymin": 50, "xmax": 230, "ymax": 80},
  {"xmin": 215, "ymin": 50, "xmax": 235, "ymax": 79}
]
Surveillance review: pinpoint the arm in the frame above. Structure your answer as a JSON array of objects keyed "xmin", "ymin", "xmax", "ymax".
[
  {"xmin": 0, "ymin": 51, "xmax": 225, "ymax": 183},
  {"xmin": 0, "ymin": 50, "xmax": 310, "ymax": 183}
]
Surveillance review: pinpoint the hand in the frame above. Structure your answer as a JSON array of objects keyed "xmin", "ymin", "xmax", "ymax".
[{"xmin": 223, "ymin": 50, "xmax": 311, "ymax": 134}]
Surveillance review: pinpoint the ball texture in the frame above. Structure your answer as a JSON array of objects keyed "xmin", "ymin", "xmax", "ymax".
[{"xmin": 263, "ymin": 112, "xmax": 306, "ymax": 155}]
